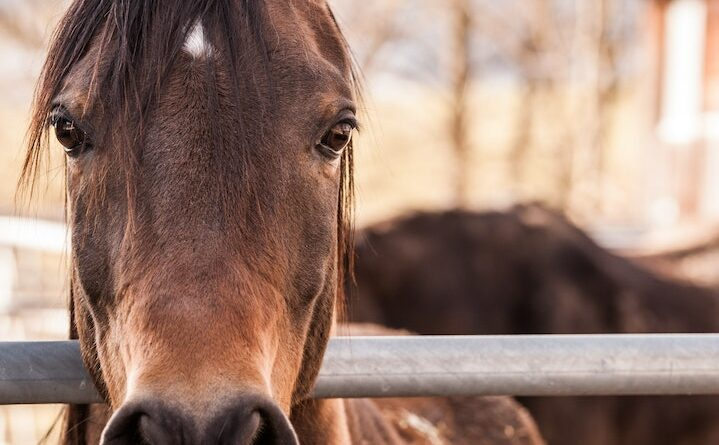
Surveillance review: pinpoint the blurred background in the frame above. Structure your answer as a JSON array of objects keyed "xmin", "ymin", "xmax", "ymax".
[{"xmin": 2, "ymin": 0, "xmax": 719, "ymax": 443}]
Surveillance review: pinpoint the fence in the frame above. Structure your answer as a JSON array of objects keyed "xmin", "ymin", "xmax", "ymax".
[
  {"xmin": 0, "ymin": 216, "xmax": 67, "ymax": 314},
  {"xmin": 2, "ymin": 218, "xmax": 719, "ymax": 403},
  {"xmin": 2, "ymin": 334, "xmax": 719, "ymax": 404}
]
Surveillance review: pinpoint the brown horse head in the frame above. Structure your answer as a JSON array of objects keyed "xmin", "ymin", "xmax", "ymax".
[{"xmin": 23, "ymin": 0, "xmax": 357, "ymax": 443}]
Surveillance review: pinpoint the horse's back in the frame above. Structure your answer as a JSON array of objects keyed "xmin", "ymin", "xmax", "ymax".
[
  {"xmin": 354, "ymin": 396, "xmax": 543, "ymax": 445},
  {"xmin": 347, "ymin": 206, "xmax": 719, "ymax": 445},
  {"xmin": 340, "ymin": 324, "xmax": 545, "ymax": 445}
]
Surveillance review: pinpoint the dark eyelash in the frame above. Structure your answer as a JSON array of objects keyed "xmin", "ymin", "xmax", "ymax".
[
  {"xmin": 339, "ymin": 116, "xmax": 359, "ymax": 132},
  {"xmin": 48, "ymin": 107, "xmax": 67, "ymax": 127},
  {"xmin": 48, "ymin": 106, "xmax": 91, "ymax": 134}
]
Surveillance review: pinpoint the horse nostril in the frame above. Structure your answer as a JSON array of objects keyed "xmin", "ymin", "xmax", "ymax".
[
  {"xmin": 137, "ymin": 414, "xmax": 174, "ymax": 444},
  {"xmin": 101, "ymin": 401, "xmax": 183, "ymax": 445},
  {"xmin": 216, "ymin": 410, "xmax": 261, "ymax": 444},
  {"xmin": 212, "ymin": 395, "xmax": 299, "ymax": 445}
]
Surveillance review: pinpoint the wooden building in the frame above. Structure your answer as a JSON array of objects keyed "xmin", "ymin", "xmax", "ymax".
[{"xmin": 647, "ymin": 0, "xmax": 719, "ymax": 223}]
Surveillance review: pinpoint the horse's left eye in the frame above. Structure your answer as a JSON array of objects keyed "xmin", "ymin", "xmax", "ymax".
[
  {"xmin": 52, "ymin": 115, "xmax": 89, "ymax": 157},
  {"xmin": 317, "ymin": 122, "xmax": 354, "ymax": 158}
]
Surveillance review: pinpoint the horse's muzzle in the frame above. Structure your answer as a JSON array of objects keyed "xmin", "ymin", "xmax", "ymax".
[{"xmin": 101, "ymin": 393, "xmax": 299, "ymax": 445}]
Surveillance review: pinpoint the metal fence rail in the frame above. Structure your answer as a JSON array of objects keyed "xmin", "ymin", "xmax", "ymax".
[{"xmin": 2, "ymin": 334, "xmax": 719, "ymax": 404}]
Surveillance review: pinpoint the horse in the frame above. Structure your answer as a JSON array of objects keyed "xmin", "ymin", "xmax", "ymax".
[
  {"xmin": 21, "ymin": 1, "xmax": 545, "ymax": 444},
  {"xmin": 348, "ymin": 204, "xmax": 719, "ymax": 445}
]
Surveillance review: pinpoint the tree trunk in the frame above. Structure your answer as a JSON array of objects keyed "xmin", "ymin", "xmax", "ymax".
[{"xmin": 451, "ymin": 0, "xmax": 472, "ymax": 208}]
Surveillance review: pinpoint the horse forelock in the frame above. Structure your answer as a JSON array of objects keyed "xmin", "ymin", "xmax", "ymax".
[{"xmin": 20, "ymin": 0, "xmax": 360, "ymax": 308}]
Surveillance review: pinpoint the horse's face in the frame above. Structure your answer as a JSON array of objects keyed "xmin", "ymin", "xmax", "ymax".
[{"xmin": 30, "ymin": 1, "xmax": 355, "ymax": 443}]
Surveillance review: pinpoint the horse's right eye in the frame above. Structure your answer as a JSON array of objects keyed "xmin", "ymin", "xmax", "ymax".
[{"xmin": 51, "ymin": 115, "xmax": 90, "ymax": 157}]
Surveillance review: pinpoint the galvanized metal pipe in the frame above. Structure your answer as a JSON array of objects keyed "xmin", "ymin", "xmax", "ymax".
[
  {"xmin": 318, "ymin": 334, "xmax": 719, "ymax": 398},
  {"xmin": 2, "ymin": 334, "xmax": 719, "ymax": 404},
  {"xmin": 0, "ymin": 341, "xmax": 100, "ymax": 404}
]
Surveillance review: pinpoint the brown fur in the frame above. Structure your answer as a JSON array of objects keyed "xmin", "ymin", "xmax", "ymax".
[
  {"xmin": 24, "ymin": 1, "xmax": 544, "ymax": 444},
  {"xmin": 349, "ymin": 204, "xmax": 719, "ymax": 445},
  {"xmin": 296, "ymin": 324, "xmax": 544, "ymax": 445}
]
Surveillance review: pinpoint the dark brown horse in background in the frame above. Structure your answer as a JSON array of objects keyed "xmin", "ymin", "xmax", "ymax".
[
  {"xmin": 349, "ymin": 204, "xmax": 719, "ymax": 445},
  {"xmin": 22, "ymin": 1, "xmax": 545, "ymax": 444}
]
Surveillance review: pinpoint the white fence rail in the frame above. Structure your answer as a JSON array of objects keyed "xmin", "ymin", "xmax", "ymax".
[{"xmin": 2, "ymin": 334, "xmax": 719, "ymax": 404}]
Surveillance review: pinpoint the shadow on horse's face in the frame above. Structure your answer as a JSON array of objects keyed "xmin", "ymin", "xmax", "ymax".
[{"xmin": 26, "ymin": 1, "xmax": 357, "ymax": 443}]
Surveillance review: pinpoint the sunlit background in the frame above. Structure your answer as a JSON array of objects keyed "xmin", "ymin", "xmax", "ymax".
[{"xmin": 2, "ymin": 0, "xmax": 719, "ymax": 442}]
